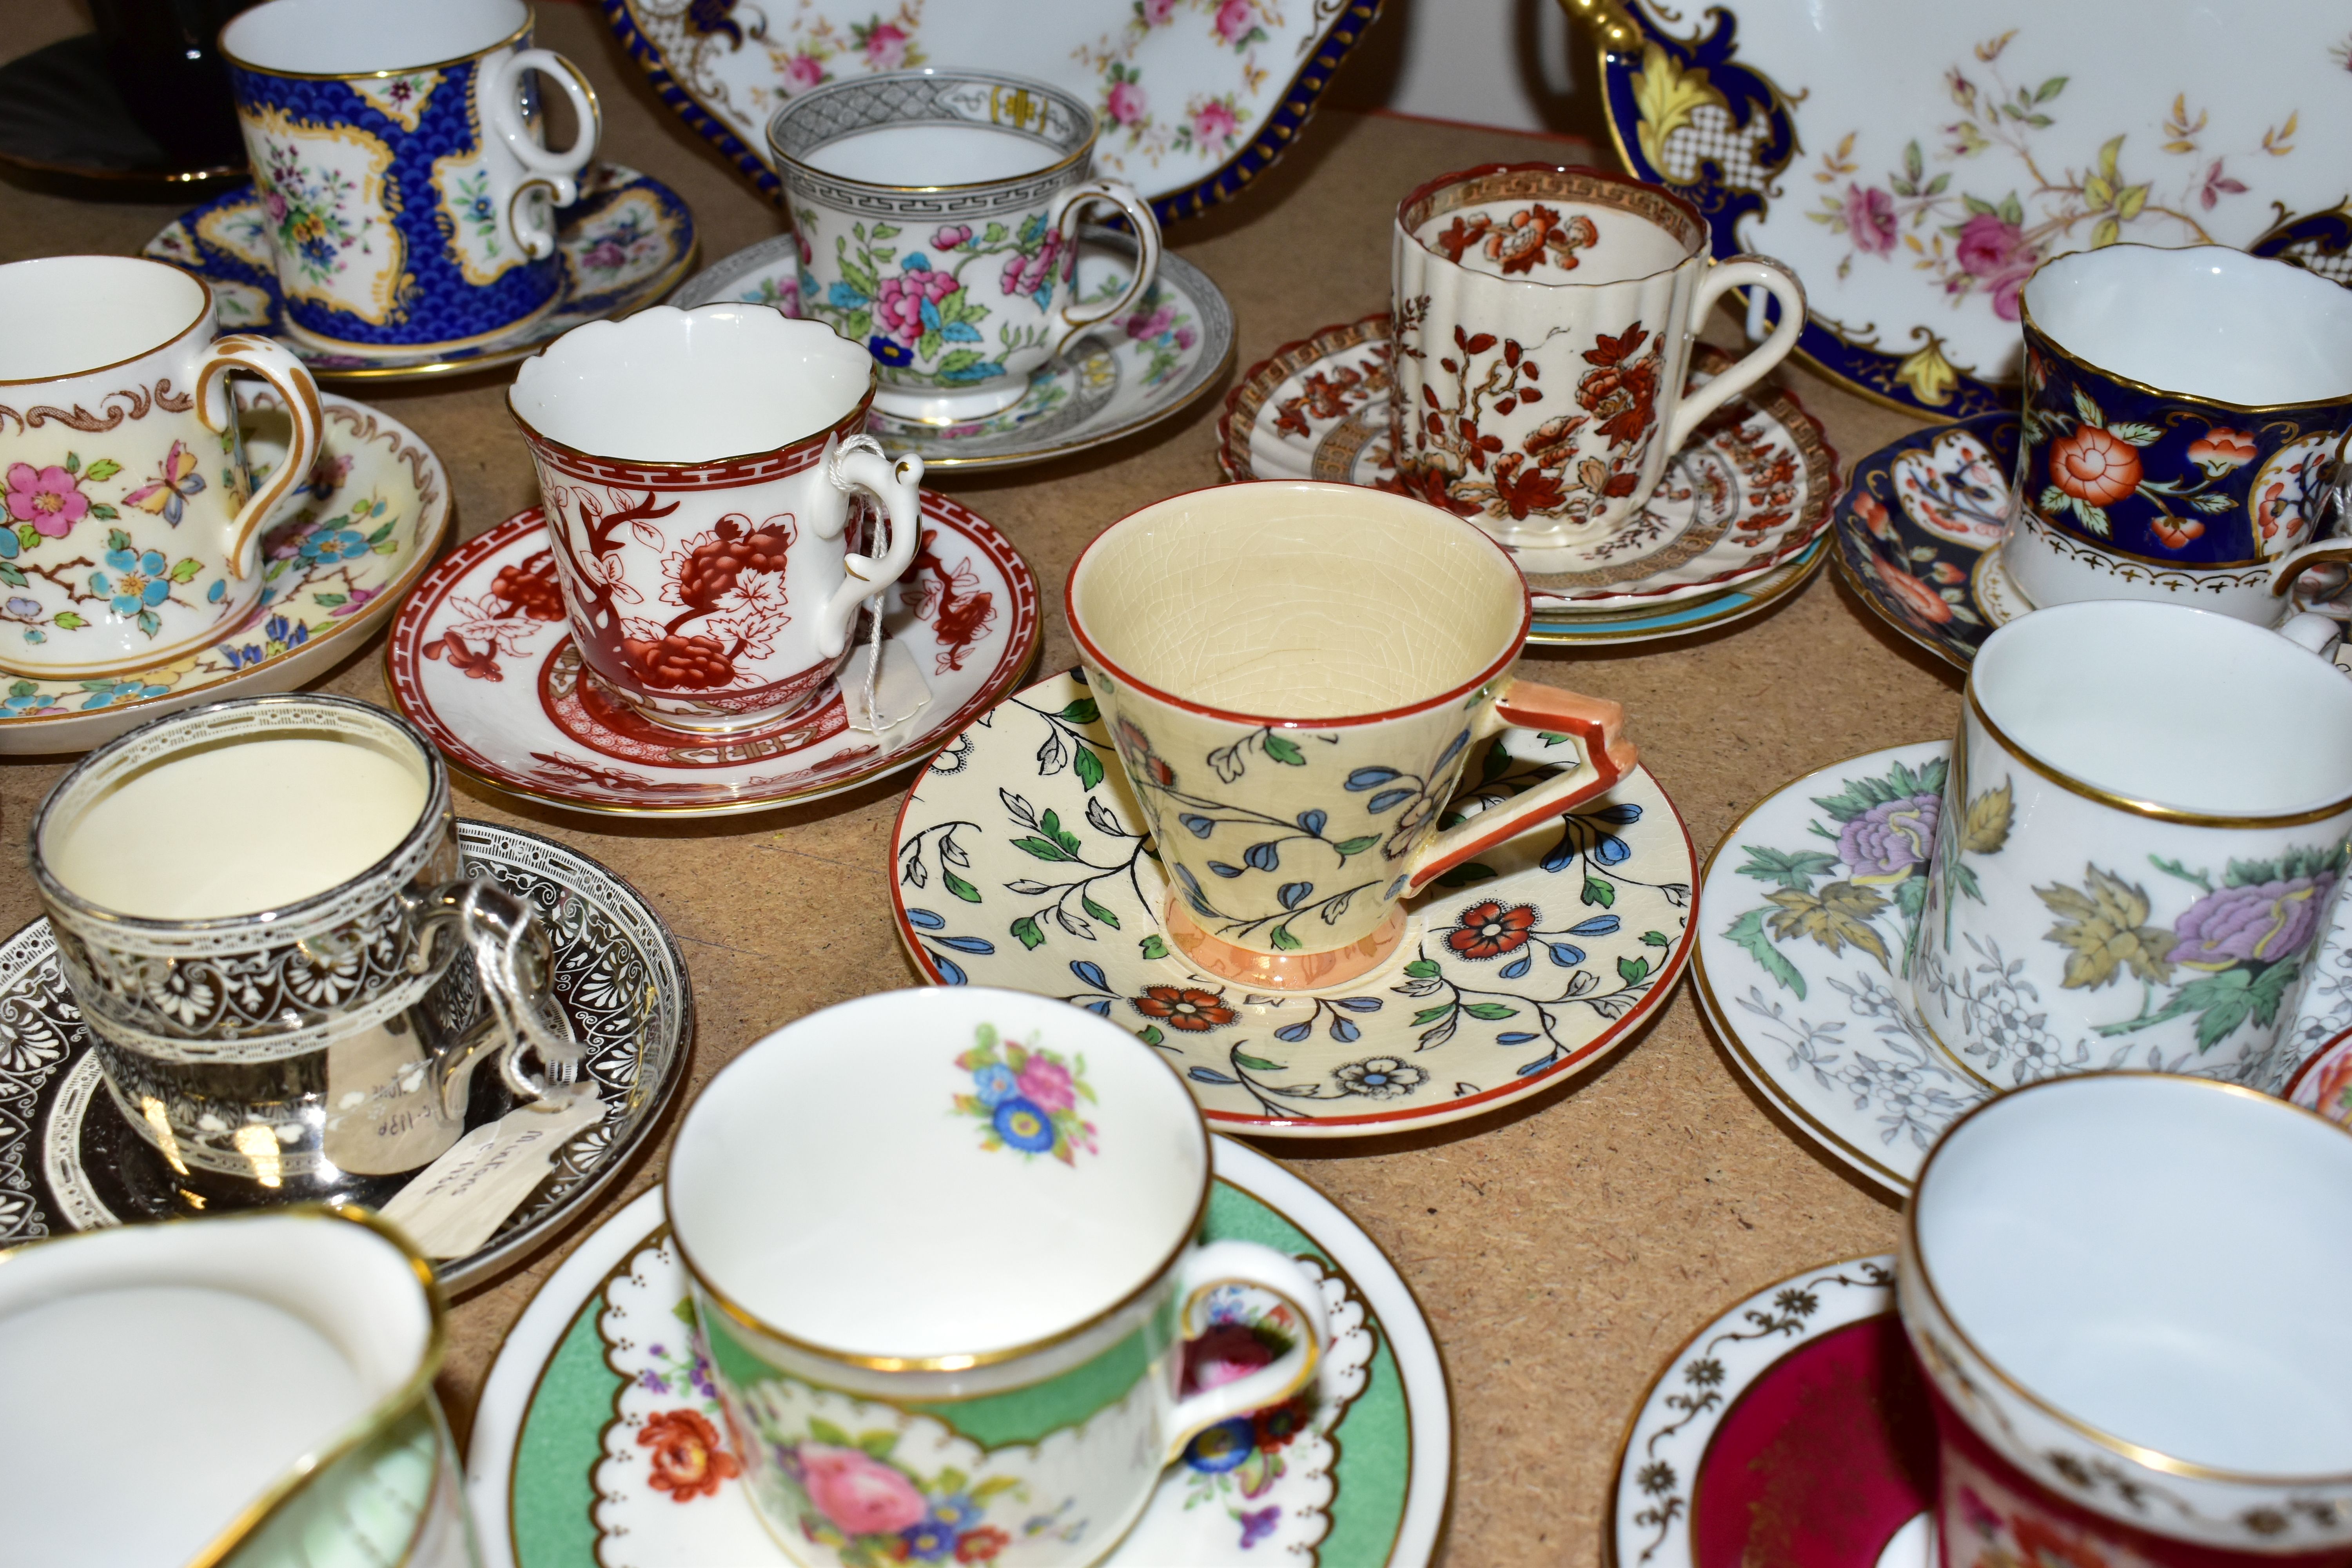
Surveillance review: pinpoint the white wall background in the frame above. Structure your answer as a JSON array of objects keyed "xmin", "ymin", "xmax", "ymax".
[{"xmin": 1330, "ymin": 0, "xmax": 1605, "ymax": 140}]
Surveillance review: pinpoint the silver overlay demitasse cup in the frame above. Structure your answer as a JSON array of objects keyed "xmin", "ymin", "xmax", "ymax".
[{"xmin": 29, "ymin": 693, "xmax": 582, "ymax": 1202}]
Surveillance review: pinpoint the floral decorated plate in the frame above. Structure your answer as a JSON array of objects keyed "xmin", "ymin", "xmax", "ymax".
[
  {"xmin": 1216, "ymin": 315, "xmax": 1837, "ymax": 615},
  {"xmin": 1611, "ymin": 1254, "xmax": 1937, "ymax": 1568},
  {"xmin": 890, "ymin": 670, "xmax": 1696, "ymax": 1139},
  {"xmin": 672, "ymin": 227, "xmax": 1234, "ymax": 471},
  {"xmin": 601, "ymin": 0, "xmax": 1379, "ymax": 227},
  {"xmin": 0, "ymin": 822, "xmax": 693, "ymax": 1295},
  {"xmin": 387, "ymin": 498, "xmax": 1040, "ymax": 818},
  {"xmin": 142, "ymin": 163, "xmax": 698, "ymax": 381},
  {"xmin": 1592, "ymin": 0, "xmax": 2352, "ymax": 417},
  {"xmin": 464, "ymin": 1137, "xmax": 1452, "ymax": 1567},
  {"xmin": 1527, "ymin": 535, "xmax": 1826, "ymax": 648},
  {"xmin": 0, "ymin": 385, "xmax": 448, "ymax": 755}
]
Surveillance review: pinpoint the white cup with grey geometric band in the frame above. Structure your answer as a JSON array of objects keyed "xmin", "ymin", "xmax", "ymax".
[
  {"xmin": 1908, "ymin": 600, "xmax": 2352, "ymax": 1094},
  {"xmin": 768, "ymin": 68, "xmax": 1162, "ymax": 426},
  {"xmin": 665, "ymin": 987, "xmax": 1328, "ymax": 1568}
]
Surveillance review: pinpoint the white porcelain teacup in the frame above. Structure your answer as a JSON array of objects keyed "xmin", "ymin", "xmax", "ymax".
[
  {"xmin": 0, "ymin": 255, "xmax": 324, "ymax": 679},
  {"xmin": 1389, "ymin": 162, "xmax": 1805, "ymax": 548},
  {"xmin": 1909, "ymin": 600, "xmax": 2352, "ymax": 1094},
  {"xmin": 1900, "ymin": 1074, "xmax": 2352, "ymax": 1562},
  {"xmin": 0, "ymin": 1207, "xmax": 475, "ymax": 1566},
  {"xmin": 768, "ymin": 68, "xmax": 1163, "ymax": 426},
  {"xmin": 666, "ymin": 986, "xmax": 1330, "ymax": 1568},
  {"xmin": 2003, "ymin": 245, "xmax": 2352, "ymax": 628},
  {"xmin": 509, "ymin": 305, "xmax": 923, "ymax": 734}
]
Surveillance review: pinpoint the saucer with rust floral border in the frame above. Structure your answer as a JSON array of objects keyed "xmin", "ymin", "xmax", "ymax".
[
  {"xmin": 890, "ymin": 669, "xmax": 1697, "ymax": 1140},
  {"xmin": 386, "ymin": 496, "xmax": 1038, "ymax": 818}
]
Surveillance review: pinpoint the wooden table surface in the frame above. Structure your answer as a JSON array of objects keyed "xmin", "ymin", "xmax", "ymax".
[{"xmin": 0, "ymin": 4, "xmax": 1959, "ymax": 1560}]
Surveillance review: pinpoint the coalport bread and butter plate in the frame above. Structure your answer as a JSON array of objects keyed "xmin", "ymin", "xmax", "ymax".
[
  {"xmin": 671, "ymin": 226, "xmax": 1235, "ymax": 473},
  {"xmin": 0, "ymin": 821, "xmax": 692, "ymax": 1295},
  {"xmin": 1835, "ymin": 411, "xmax": 2352, "ymax": 671},
  {"xmin": 0, "ymin": 383, "xmax": 450, "ymax": 755},
  {"xmin": 464, "ymin": 1137, "xmax": 1451, "ymax": 1568},
  {"xmin": 142, "ymin": 162, "xmax": 698, "ymax": 382},
  {"xmin": 889, "ymin": 669, "xmax": 1697, "ymax": 1141},
  {"xmin": 1216, "ymin": 315, "xmax": 1838, "ymax": 621},
  {"xmin": 386, "ymin": 498, "xmax": 1040, "ymax": 819},
  {"xmin": 1688, "ymin": 740, "xmax": 2352, "ymax": 1197},
  {"xmin": 1610, "ymin": 1254, "xmax": 1937, "ymax": 1568}
]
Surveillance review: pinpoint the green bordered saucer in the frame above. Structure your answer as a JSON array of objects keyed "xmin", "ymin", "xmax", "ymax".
[
  {"xmin": 889, "ymin": 670, "xmax": 1696, "ymax": 1141},
  {"xmin": 0, "ymin": 385, "xmax": 449, "ymax": 755},
  {"xmin": 464, "ymin": 1138, "xmax": 1452, "ymax": 1566}
]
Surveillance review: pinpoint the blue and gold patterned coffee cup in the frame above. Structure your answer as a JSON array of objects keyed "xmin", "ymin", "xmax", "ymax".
[{"xmin": 221, "ymin": 0, "xmax": 601, "ymax": 354}]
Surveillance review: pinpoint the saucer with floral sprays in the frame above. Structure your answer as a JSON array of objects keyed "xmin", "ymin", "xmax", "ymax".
[
  {"xmin": 888, "ymin": 670, "xmax": 1697, "ymax": 1139},
  {"xmin": 463, "ymin": 1138, "xmax": 1450, "ymax": 1567},
  {"xmin": 673, "ymin": 226, "xmax": 1233, "ymax": 473},
  {"xmin": 0, "ymin": 385, "xmax": 448, "ymax": 755}
]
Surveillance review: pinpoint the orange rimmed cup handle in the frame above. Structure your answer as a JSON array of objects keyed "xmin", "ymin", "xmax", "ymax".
[{"xmin": 1398, "ymin": 681, "xmax": 1636, "ymax": 898}]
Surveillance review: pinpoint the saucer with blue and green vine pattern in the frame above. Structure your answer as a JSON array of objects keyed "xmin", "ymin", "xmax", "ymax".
[{"xmin": 888, "ymin": 670, "xmax": 1697, "ymax": 1140}]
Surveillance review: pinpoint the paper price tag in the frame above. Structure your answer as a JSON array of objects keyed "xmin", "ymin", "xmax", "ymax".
[
  {"xmin": 844, "ymin": 636, "xmax": 933, "ymax": 734},
  {"xmin": 377, "ymin": 1082, "xmax": 606, "ymax": 1259}
]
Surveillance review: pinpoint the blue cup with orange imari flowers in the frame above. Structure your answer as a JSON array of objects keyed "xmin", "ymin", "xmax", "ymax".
[
  {"xmin": 768, "ymin": 69, "xmax": 1163, "ymax": 426},
  {"xmin": 220, "ymin": 0, "xmax": 601, "ymax": 353},
  {"xmin": 664, "ymin": 987, "xmax": 1331, "ymax": 1568},
  {"xmin": 2004, "ymin": 244, "xmax": 2352, "ymax": 625}
]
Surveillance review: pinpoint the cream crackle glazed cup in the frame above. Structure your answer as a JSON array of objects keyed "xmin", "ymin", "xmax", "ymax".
[
  {"xmin": 1068, "ymin": 481, "xmax": 1639, "ymax": 990},
  {"xmin": 666, "ymin": 987, "xmax": 1330, "ymax": 1568},
  {"xmin": 29, "ymin": 693, "xmax": 582, "ymax": 1203},
  {"xmin": 0, "ymin": 1207, "xmax": 479, "ymax": 1566},
  {"xmin": 768, "ymin": 68, "xmax": 1163, "ymax": 426},
  {"xmin": 509, "ymin": 305, "xmax": 923, "ymax": 734},
  {"xmin": 0, "ymin": 255, "xmax": 324, "ymax": 679},
  {"xmin": 2004, "ymin": 244, "xmax": 2352, "ymax": 630},
  {"xmin": 221, "ymin": 0, "xmax": 602, "ymax": 353},
  {"xmin": 1388, "ymin": 163, "xmax": 1804, "ymax": 549},
  {"xmin": 1908, "ymin": 600, "xmax": 2352, "ymax": 1094}
]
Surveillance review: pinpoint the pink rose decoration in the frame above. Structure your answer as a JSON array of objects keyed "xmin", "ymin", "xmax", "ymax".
[
  {"xmin": 1125, "ymin": 305, "xmax": 1174, "ymax": 341},
  {"xmin": 1017, "ymin": 1055, "xmax": 1076, "ymax": 1112},
  {"xmin": 931, "ymin": 223, "xmax": 972, "ymax": 251},
  {"xmin": 6, "ymin": 462, "xmax": 90, "ymax": 537},
  {"xmin": 1192, "ymin": 100, "xmax": 1238, "ymax": 146},
  {"xmin": 1106, "ymin": 80, "xmax": 1148, "ymax": 127},
  {"xmin": 861, "ymin": 23, "xmax": 909, "ymax": 69},
  {"xmin": 785, "ymin": 52, "xmax": 824, "ymax": 91},
  {"xmin": 1214, "ymin": 0, "xmax": 1256, "ymax": 43},
  {"xmin": 1842, "ymin": 185, "xmax": 1896, "ymax": 256},
  {"xmin": 1175, "ymin": 326, "xmax": 1197, "ymax": 350},
  {"xmin": 1142, "ymin": 0, "xmax": 1176, "ymax": 22},
  {"xmin": 1001, "ymin": 230, "xmax": 1068, "ymax": 301},
  {"xmin": 1954, "ymin": 212, "xmax": 2038, "ymax": 321},
  {"xmin": 873, "ymin": 264, "xmax": 958, "ymax": 347},
  {"xmin": 1183, "ymin": 1323, "xmax": 1275, "ymax": 1394},
  {"xmin": 797, "ymin": 1444, "xmax": 924, "ymax": 1535}
]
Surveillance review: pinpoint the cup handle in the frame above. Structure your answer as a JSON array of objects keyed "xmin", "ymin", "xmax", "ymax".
[
  {"xmin": 488, "ymin": 49, "xmax": 603, "ymax": 254},
  {"xmin": 416, "ymin": 878, "xmax": 583, "ymax": 1119},
  {"xmin": 2270, "ymin": 537, "xmax": 2352, "ymax": 604},
  {"xmin": 814, "ymin": 438, "xmax": 926, "ymax": 660},
  {"xmin": 1160, "ymin": 1239, "xmax": 1332, "ymax": 1465},
  {"xmin": 193, "ymin": 332, "xmax": 325, "ymax": 582},
  {"xmin": 1045, "ymin": 179, "xmax": 1162, "ymax": 358},
  {"xmin": 1662, "ymin": 255, "xmax": 1806, "ymax": 454},
  {"xmin": 1400, "ymin": 681, "xmax": 1637, "ymax": 898}
]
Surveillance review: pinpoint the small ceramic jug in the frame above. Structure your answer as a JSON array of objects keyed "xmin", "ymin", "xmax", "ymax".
[
  {"xmin": 30, "ymin": 693, "xmax": 581, "ymax": 1201},
  {"xmin": 0, "ymin": 255, "xmax": 323, "ymax": 679},
  {"xmin": 769, "ymin": 68, "xmax": 1162, "ymax": 425},
  {"xmin": 222, "ymin": 0, "xmax": 601, "ymax": 352}
]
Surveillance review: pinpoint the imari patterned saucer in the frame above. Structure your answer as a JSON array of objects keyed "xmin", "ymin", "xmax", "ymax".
[
  {"xmin": 0, "ymin": 385, "xmax": 449, "ymax": 755},
  {"xmin": 0, "ymin": 822, "xmax": 692, "ymax": 1294},
  {"xmin": 142, "ymin": 163, "xmax": 698, "ymax": 381},
  {"xmin": 671, "ymin": 227, "xmax": 1235, "ymax": 472},
  {"xmin": 387, "ymin": 497, "xmax": 1040, "ymax": 818},
  {"xmin": 1216, "ymin": 315, "xmax": 1837, "ymax": 620},
  {"xmin": 890, "ymin": 670, "xmax": 1696, "ymax": 1139},
  {"xmin": 465, "ymin": 1137, "xmax": 1451, "ymax": 1567},
  {"xmin": 1690, "ymin": 741, "xmax": 2352, "ymax": 1196},
  {"xmin": 1611, "ymin": 1254, "xmax": 1935, "ymax": 1568},
  {"xmin": 1835, "ymin": 412, "xmax": 2352, "ymax": 671}
]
